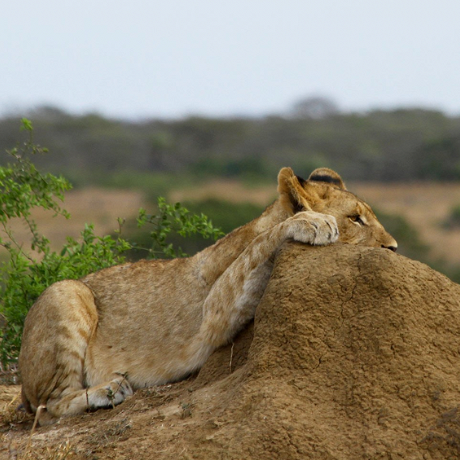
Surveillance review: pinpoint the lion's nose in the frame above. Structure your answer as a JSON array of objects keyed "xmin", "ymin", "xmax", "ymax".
[
  {"xmin": 382, "ymin": 243, "xmax": 398, "ymax": 252},
  {"xmin": 381, "ymin": 235, "xmax": 398, "ymax": 252}
]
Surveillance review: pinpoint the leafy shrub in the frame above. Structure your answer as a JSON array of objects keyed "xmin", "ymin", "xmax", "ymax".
[
  {"xmin": 130, "ymin": 198, "xmax": 224, "ymax": 258},
  {"xmin": 122, "ymin": 198, "xmax": 263, "ymax": 260},
  {"xmin": 0, "ymin": 120, "xmax": 222, "ymax": 368}
]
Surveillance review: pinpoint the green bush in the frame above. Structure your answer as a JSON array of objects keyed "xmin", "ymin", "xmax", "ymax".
[
  {"xmin": 121, "ymin": 198, "xmax": 263, "ymax": 260},
  {"xmin": 0, "ymin": 120, "xmax": 223, "ymax": 368},
  {"xmin": 129, "ymin": 198, "xmax": 224, "ymax": 259}
]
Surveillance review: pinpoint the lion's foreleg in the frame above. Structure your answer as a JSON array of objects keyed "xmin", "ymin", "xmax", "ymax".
[{"xmin": 197, "ymin": 211, "xmax": 339, "ymax": 347}]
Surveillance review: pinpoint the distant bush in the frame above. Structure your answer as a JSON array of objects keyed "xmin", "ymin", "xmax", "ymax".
[
  {"xmin": 2, "ymin": 106, "xmax": 457, "ymax": 183},
  {"xmin": 64, "ymin": 169, "xmax": 199, "ymax": 200},
  {"xmin": 375, "ymin": 209, "xmax": 429, "ymax": 262},
  {"xmin": 183, "ymin": 199, "xmax": 265, "ymax": 233},
  {"xmin": 191, "ymin": 157, "xmax": 278, "ymax": 183},
  {"xmin": 443, "ymin": 204, "xmax": 460, "ymax": 229},
  {"xmin": 377, "ymin": 208, "xmax": 460, "ymax": 283},
  {"xmin": 415, "ymin": 136, "xmax": 460, "ymax": 181}
]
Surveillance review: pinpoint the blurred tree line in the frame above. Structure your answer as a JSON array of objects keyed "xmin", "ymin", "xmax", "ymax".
[{"xmin": 1, "ymin": 100, "xmax": 460, "ymax": 183}]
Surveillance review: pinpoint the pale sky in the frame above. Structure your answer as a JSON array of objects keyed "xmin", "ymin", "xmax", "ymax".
[{"xmin": 1, "ymin": 0, "xmax": 459, "ymax": 119}]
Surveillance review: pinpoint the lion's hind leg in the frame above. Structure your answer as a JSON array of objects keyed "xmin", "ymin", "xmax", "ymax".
[
  {"xmin": 39, "ymin": 374, "xmax": 133, "ymax": 425},
  {"xmin": 18, "ymin": 279, "xmax": 130, "ymax": 425}
]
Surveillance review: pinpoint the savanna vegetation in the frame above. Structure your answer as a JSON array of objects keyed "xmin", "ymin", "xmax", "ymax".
[{"xmin": 1, "ymin": 98, "xmax": 460, "ymax": 187}]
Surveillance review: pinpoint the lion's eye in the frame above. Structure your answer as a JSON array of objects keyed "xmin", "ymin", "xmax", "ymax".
[{"xmin": 349, "ymin": 215, "xmax": 365, "ymax": 226}]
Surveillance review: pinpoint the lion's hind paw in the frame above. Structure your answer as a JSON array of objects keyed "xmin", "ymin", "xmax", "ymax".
[{"xmin": 87, "ymin": 375, "xmax": 133, "ymax": 410}]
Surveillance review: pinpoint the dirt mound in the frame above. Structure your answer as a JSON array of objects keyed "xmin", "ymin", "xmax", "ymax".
[{"xmin": 3, "ymin": 243, "xmax": 460, "ymax": 459}]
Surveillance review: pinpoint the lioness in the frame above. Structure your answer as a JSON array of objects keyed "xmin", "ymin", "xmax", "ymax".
[{"xmin": 19, "ymin": 167, "xmax": 397, "ymax": 425}]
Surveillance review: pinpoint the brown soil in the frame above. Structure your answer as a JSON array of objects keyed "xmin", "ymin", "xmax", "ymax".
[{"xmin": 2, "ymin": 243, "xmax": 460, "ymax": 459}]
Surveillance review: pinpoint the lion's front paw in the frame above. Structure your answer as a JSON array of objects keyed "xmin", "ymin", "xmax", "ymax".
[{"xmin": 286, "ymin": 211, "xmax": 339, "ymax": 246}]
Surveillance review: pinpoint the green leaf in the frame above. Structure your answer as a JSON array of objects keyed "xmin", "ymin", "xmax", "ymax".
[{"xmin": 20, "ymin": 118, "xmax": 33, "ymax": 132}]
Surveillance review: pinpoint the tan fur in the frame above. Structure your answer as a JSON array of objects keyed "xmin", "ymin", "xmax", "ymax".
[{"xmin": 19, "ymin": 167, "xmax": 397, "ymax": 424}]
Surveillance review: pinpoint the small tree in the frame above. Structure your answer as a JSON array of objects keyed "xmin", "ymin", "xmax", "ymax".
[{"xmin": 290, "ymin": 96, "xmax": 339, "ymax": 120}]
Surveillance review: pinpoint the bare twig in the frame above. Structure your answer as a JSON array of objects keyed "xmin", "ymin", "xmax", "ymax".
[{"xmin": 229, "ymin": 341, "xmax": 235, "ymax": 372}]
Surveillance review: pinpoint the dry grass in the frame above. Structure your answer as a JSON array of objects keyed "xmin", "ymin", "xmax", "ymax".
[
  {"xmin": 0, "ymin": 188, "xmax": 144, "ymax": 254},
  {"xmin": 0, "ymin": 393, "xmax": 28, "ymax": 427},
  {"xmin": 4, "ymin": 438, "xmax": 74, "ymax": 460},
  {"xmin": 1, "ymin": 390, "xmax": 73, "ymax": 460}
]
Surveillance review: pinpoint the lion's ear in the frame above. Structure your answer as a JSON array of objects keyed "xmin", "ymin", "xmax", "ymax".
[
  {"xmin": 277, "ymin": 167, "xmax": 312, "ymax": 213},
  {"xmin": 308, "ymin": 168, "xmax": 347, "ymax": 190}
]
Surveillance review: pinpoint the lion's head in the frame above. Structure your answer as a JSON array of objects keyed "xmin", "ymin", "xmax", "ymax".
[{"xmin": 278, "ymin": 167, "xmax": 397, "ymax": 251}]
